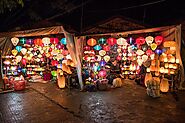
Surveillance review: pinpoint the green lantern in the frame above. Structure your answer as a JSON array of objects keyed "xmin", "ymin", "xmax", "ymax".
[
  {"xmin": 98, "ymin": 38, "xmax": 106, "ymax": 44},
  {"xmin": 51, "ymin": 71, "xmax": 57, "ymax": 77},
  {"xmin": 20, "ymin": 38, "xmax": 26, "ymax": 44}
]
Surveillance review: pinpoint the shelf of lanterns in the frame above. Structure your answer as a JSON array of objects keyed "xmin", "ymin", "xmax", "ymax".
[{"xmin": 26, "ymin": 65, "xmax": 45, "ymax": 75}]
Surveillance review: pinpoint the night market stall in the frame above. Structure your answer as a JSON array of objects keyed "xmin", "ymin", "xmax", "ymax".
[
  {"xmin": 75, "ymin": 25, "xmax": 185, "ymax": 95},
  {"xmin": 0, "ymin": 26, "xmax": 81, "ymax": 92}
]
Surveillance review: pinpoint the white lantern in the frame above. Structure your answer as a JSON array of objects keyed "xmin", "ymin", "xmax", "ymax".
[
  {"xmin": 11, "ymin": 37, "xmax": 19, "ymax": 46},
  {"xmin": 117, "ymin": 38, "xmax": 127, "ymax": 45},
  {"xmin": 176, "ymin": 59, "xmax": 179, "ymax": 64},
  {"xmin": 42, "ymin": 37, "xmax": 50, "ymax": 46},
  {"xmin": 145, "ymin": 36, "xmax": 154, "ymax": 46}
]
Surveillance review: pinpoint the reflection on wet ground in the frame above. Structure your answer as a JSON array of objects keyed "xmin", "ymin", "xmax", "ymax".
[{"xmin": 1, "ymin": 80, "xmax": 185, "ymax": 123}]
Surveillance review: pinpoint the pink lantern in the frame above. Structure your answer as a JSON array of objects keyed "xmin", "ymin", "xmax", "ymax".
[
  {"xmin": 98, "ymin": 70, "xmax": 106, "ymax": 77},
  {"xmin": 50, "ymin": 38, "xmax": 59, "ymax": 44},
  {"xmin": 136, "ymin": 37, "xmax": 145, "ymax": 45},
  {"xmin": 117, "ymin": 55, "xmax": 122, "ymax": 61},
  {"xmin": 107, "ymin": 38, "xmax": 117, "ymax": 45},
  {"xmin": 56, "ymin": 44, "xmax": 64, "ymax": 49},
  {"xmin": 22, "ymin": 58, "xmax": 27, "ymax": 65},
  {"xmin": 155, "ymin": 36, "xmax": 163, "ymax": 45}
]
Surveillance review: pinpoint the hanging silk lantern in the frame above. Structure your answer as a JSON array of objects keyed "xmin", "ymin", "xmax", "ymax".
[
  {"xmin": 99, "ymin": 50, "xmax": 106, "ymax": 56},
  {"xmin": 145, "ymin": 36, "xmax": 154, "ymax": 46},
  {"xmin": 100, "ymin": 60, "xmax": 106, "ymax": 66},
  {"xmin": 142, "ymin": 55, "xmax": 148, "ymax": 62},
  {"xmin": 16, "ymin": 55, "xmax": 22, "ymax": 63},
  {"xmin": 17, "ymin": 67, "xmax": 22, "ymax": 72},
  {"xmin": 96, "ymin": 55, "xmax": 101, "ymax": 61},
  {"xmin": 107, "ymin": 37, "xmax": 116, "ymax": 45},
  {"xmin": 19, "ymin": 38, "xmax": 26, "ymax": 44},
  {"xmin": 12, "ymin": 49, "xmax": 18, "ymax": 56},
  {"xmin": 160, "ymin": 78, "xmax": 169, "ymax": 92},
  {"xmin": 103, "ymin": 55, "xmax": 110, "ymax": 62},
  {"xmin": 22, "ymin": 68, "xmax": 27, "ymax": 74},
  {"xmin": 98, "ymin": 70, "xmax": 106, "ymax": 77},
  {"xmin": 60, "ymin": 38, "xmax": 66, "ymax": 45},
  {"xmin": 141, "ymin": 44, "xmax": 148, "ymax": 52},
  {"xmin": 163, "ymin": 41, "xmax": 176, "ymax": 47},
  {"xmin": 22, "ymin": 58, "xmax": 27, "ymax": 65},
  {"xmin": 16, "ymin": 46, "xmax": 22, "ymax": 52},
  {"xmin": 98, "ymin": 38, "xmax": 106, "ymax": 44},
  {"xmin": 136, "ymin": 50, "xmax": 144, "ymax": 55},
  {"xmin": 94, "ymin": 45, "xmax": 102, "ymax": 51},
  {"xmin": 51, "ymin": 60, "xmax": 58, "ymax": 66},
  {"xmin": 56, "ymin": 44, "xmax": 64, "ymax": 49},
  {"xmin": 117, "ymin": 37, "xmax": 127, "ymax": 45},
  {"xmin": 84, "ymin": 46, "xmax": 91, "ymax": 51},
  {"xmin": 26, "ymin": 39, "xmax": 33, "ymax": 45},
  {"xmin": 87, "ymin": 38, "xmax": 97, "ymax": 46},
  {"xmin": 127, "ymin": 37, "xmax": 134, "ymax": 44},
  {"xmin": 21, "ymin": 48, "xmax": 27, "ymax": 55},
  {"xmin": 160, "ymin": 67, "xmax": 165, "ymax": 73},
  {"xmin": 116, "ymin": 55, "xmax": 121, "ymax": 61},
  {"xmin": 146, "ymin": 49, "xmax": 153, "ymax": 56},
  {"xmin": 51, "ymin": 71, "xmax": 57, "ymax": 77},
  {"xmin": 103, "ymin": 45, "xmax": 110, "ymax": 51},
  {"xmin": 155, "ymin": 49, "xmax": 162, "ymax": 55},
  {"xmin": 155, "ymin": 36, "xmax": 163, "ymax": 45},
  {"xmin": 146, "ymin": 68, "xmax": 150, "ymax": 72},
  {"xmin": 42, "ymin": 37, "xmax": 50, "ymax": 46},
  {"xmin": 3, "ymin": 60, "xmax": 11, "ymax": 65},
  {"xmin": 136, "ymin": 37, "xmax": 145, "ymax": 45},
  {"xmin": 34, "ymin": 38, "xmax": 42, "ymax": 46},
  {"xmin": 11, "ymin": 37, "xmax": 19, "ymax": 46},
  {"xmin": 117, "ymin": 48, "xmax": 122, "ymax": 53},
  {"xmin": 50, "ymin": 38, "xmax": 59, "ymax": 44},
  {"xmin": 150, "ymin": 43, "xmax": 157, "ymax": 51}
]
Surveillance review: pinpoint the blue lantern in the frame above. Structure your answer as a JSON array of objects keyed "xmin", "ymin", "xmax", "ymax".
[
  {"xmin": 60, "ymin": 38, "xmax": 67, "ymax": 45},
  {"xmin": 18, "ymin": 67, "xmax": 22, "ymax": 72},
  {"xmin": 93, "ymin": 45, "xmax": 102, "ymax": 51},
  {"xmin": 155, "ymin": 49, "xmax": 162, "ymax": 55},
  {"xmin": 100, "ymin": 60, "xmax": 106, "ymax": 66},
  {"xmin": 98, "ymin": 38, "xmax": 106, "ymax": 44},
  {"xmin": 20, "ymin": 38, "xmax": 26, "ymax": 44},
  {"xmin": 16, "ymin": 46, "xmax": 22, "ymax": 52}
]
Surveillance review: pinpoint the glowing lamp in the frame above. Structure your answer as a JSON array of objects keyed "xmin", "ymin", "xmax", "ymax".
[
  {"xmin": 155, "ymin": 49, "xmax": 162, "ymax": 55},
  {"xmin": 34, "ymin": 38, "xmax": 42, "ymax": 46},
  {"xmin": 146, "ymin": 49, "xmax": 153, "ymax": 56},
  {"xmin": 160, "ymin": 78, "xmax": 169, "ymax": 92},
  {"xmin": 142, "ymin": 55, "xmax": 148, "ymax": 62},
  {"xmin": 16, "ymin": 55, "xmax": 22, "ymax": 63},
  {"xmin": 155, "ymin": 36, "xmax": 163, "ymax": 45},
  {"xmin": 18, "ymin": 67, "xmax": 22, "ymax": 72},
  {"xmin": 50, "ymin": 38, "xmax": 59, "ymax": 44},
  {"xmin": 16, "ymin": 46, "xmax": 22, "ymax": 52},
  {"xmin": 169, "ymin": 64, "xmax": 173, "ymax": 69},
  {"xmin": 117, "ymin": 37, "xmax": 127, "ymax": 45},
  {"xmin": 146, "ymin": 68, "xmax": 150, "ymax": 72},
  {"xmin": 107, "ymin": 37, "xmax": 117, "ymax": 45},
  {"xmin": 62, "ymin": 50, "xmax": 69, "ymax": 56},
  {"xmin": 11, "ymin": 37, "xmax": 19, "ymax": 46},
  {"xmin": 164, "ymin": 57, "xmax": 168, "ymax": 62},
  {"xmin": 51, "ymin": 60, "xmax": 58, "ymax": 66},
  {"xmin": 136, "ymin": 50, "xmax": 144, "ymax": 56},
  {"xmin": 144, "ymin": 73, "xmax": 152, "ymax": 87},
  {"xmin": 127, "ymin": 37, "xmax": 134, "ymax": 44},
  {"xmin": 170, "ymin": 70, "xmax": 175, "ymax": 74},
  {"xmin": 150, "ymin": 43, "xmax": 157, "ymax": 51},
  {"xmin": 173, "ymin": 64, "xmax": 178, "ymax": 69},
  {"xmin": 60, "ymin": 38, "xmax": 67, "ymax": 45},
  {"xmin": 99, "ymin": 50, "xmax": 106, "ymax": 56},
  {"xmin": 22, "ymin": 58, "xmax": 27, "ymax": 65},
  {"xmin": 22, "ymin": 68, "xmax": 27, "ymax": 74},
  {"xmin": 104, "ymin": 55, "xmax": 110, "ymax": 62},
  {"xmin": 87, "ymin": 38, "xmax": 97, "ymax": 46},
  {"xmin": 98, "ymin": 38, "xmax": 106, "ymax": 44},
  {"xmin": 117, "ymin": 55, "xmax": 122, "ymax": 61},
  {"xmin": 26, "ymin": 39, "xmax": 33, "ymax": 45},
  {"xmin": 163, "ymin": 41, "xmax": 176, "ymax": 47},
  {"xmin": 84, "ymin": 46, "xmax": 91, "ymax": 51},
  {"xmin": 96, "ymin": 55, "xmax": 101, "ymax": 61},
  {"xmin": 176, "ymin": 59, "xmax": 180, "ymax": 64},
  {"xmin": 12, "ymin": 49, "xmax": 18, "ymax": 56},
  {"xmin": 19, "ymin": 38, "xmax": 26, "ymax": 44},
  {"xmin": 164, "ymin": 63, "xmax": 169, "ymax": 68},
  {"xmin": 136, "ymin": 37, "xmax": 145, "ymax": 45},
  {"xmin": 42, "ymin": 37, "xmax": 50, "ymax": 46},
  {"xmin": 160, "ymin": 67, "xmax": 165, "ymax": 73},
  {"xmin": 98, "ymin": 70, "xmax": 106, "ymax": 77},
  {"xmin": 103, "ymin": 45, "xmax": 110, "ymax": 51},
  {"xmin": 51, "ymin": 71, "xmax": 57, "ymax": 77},
  {"xmin": 169, "ymin": 56, "xmax": 175, "ymax": 63},
  {"xmin": 56, "ymin": 44, "xmax": 64, "ymax": 49},
  {"xmin": 145, "ymin": 36, "xmax": 154, "ymax": 46},
  {"xmin": 100, "ymin": 60, "xmax": 106, "ymax": 66},
  {"xmin": 21, "ymin": 48, "xmax": 27, "ymax": 55},
  {"xmin": 94, "ymin": 45, "xmax": 102, "ymax": 51},
  {"xmin": 3, "ymin": 60, "xmax": 10, "ymax": 65}
]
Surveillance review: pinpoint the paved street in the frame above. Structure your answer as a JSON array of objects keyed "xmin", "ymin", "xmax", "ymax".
[{"xmin": 1, "ymin": 80, "xmax": 185, "ymax": 123}]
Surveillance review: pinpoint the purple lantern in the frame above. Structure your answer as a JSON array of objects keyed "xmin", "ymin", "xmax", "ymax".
[
  {"xmin": 100, "ymin": 60, "xmax": 106, "ymax": 66},
  {"xmin": 155, "ymin": 49, "xmax": 162, "ymax": 55},
  {"xmin": 26, "ymin": 39, "xmax": 33, "ymax": 45}
]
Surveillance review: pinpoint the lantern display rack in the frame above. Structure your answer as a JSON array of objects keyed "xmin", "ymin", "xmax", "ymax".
[{"xmin": 26, "ymin": 65, "xmax": 45, "ymax": 75}]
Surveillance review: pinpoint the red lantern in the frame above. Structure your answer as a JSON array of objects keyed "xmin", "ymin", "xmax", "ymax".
[
  {"xmin": 136, "ymin": 37, "xmax": 145, "ymax": 45},
  {"xmin": 84, "ymin": 46, "xmax": 91, "ymax": 51},
  {"xmin": 50, "ymin": 38, "xmax": 59, "ymax": 44},
  {"xmin": 107, "ymin": 38, "xmax": 117, "ymax": 45},
  {"xmin": 155, "ymin": 36, "xmax": 163, "ymax": 45},
  {"xmin": 22, "ymin": 58, "xmax": 27, "ymax": 65},
  {"xmin": 87, "ymin": 38, "xmax": 97, "ymax": 46},
  {"xmin": 62, "ymin": 50, "xmax": 69, "ymax": 56},
  {"xmin": 146, "ymin": 49, "xmax": 153, "ymax": 56},
  {"xmin": 49, "ymin": 48, "xmax": 53, "ymax": 52},
  {"xmin": 117, "ymin": 56, "xmax": 122, "ymax": 61},
  {"xmin": 51, "ymin": 60, "xmax": 58, "ymax": 66},
  {"xmin": 103, "ymin": 45, "xmax": 110, "ymax": 51},
  {"xmin": 34, "ymin": 38, "xmax": 43, "ymax": 46}
]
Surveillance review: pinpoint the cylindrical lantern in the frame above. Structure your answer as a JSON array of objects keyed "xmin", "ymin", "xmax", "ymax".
[{"xmin": 160, "ymin": 78, "xmax": 169, "ymax": 92}]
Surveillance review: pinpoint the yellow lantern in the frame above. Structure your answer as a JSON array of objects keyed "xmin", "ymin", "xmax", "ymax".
[
  {"xmin": 170, "ymin": 70, "xmax": 175, "ymax": 74},
  {"xmin": 104, "ymin": 55, "xmax": 110, "ymax": 62},
  {"xmin": 173, "ymin": 64, "xmax": 177, "ymax": 69},
  {"xmin": 144, "ymin": 72, "xmax": 152, "ymax": 87},
  {"xmin": 169, "ymin": 64, "xmax": 173, "ymax": 69},
  {"xmin": 12, "ymin": 49, "xmax": 18, "ymax": 56},
  {"xmin": 150, "ymin": 54, "xmax": 155, "ymax": 60},
  {"xmin": 164, "ymin": 57, "xmax": 168, "ymax": 62},
  {"xmin": 164, "ymin": 63, "xmax": 168, "ymax": 68},
  {"xmin": 164, "ymin": 69, "xmax": 169, "ymax": 74},
  {"xmin": 146, "ymin": 68, "xmax": 150, "ymax": 72},
  {"xmin": 160, "ymin": 78, "xmax": 169, "ymax": 92},
  {"xmin": 169, "ymin": 56, "xmax": 175, "ymax": 63},
  {"xmin": 150, "ymin": 43, "xmax": 157, "ymax": 51}
]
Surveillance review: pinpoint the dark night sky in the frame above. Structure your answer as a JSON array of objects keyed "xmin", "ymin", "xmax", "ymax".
[{"xmin": 0, "ymin": 0, "xmax": 185, "ymax": 32}]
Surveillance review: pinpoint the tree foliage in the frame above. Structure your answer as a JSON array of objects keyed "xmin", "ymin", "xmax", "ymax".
[{"xmin": 0, "ymin": 0, "xmax": 24, "ymax": 13}]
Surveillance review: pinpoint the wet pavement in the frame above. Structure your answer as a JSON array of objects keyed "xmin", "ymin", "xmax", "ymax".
[{"xmin": 1, "ymin": 80, "xmax": 185, "ymax": 123}]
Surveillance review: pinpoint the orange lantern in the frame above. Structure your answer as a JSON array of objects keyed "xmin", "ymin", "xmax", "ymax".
[
  {"xmin": 160, "ymin": 78, "xmax": 169, "ymax": 92},
  {"xmin": 163, "ymin": 41, "xmax": 176, "ymax": 47},
  {"xmin": 34, "ymin": 38, "xmax": 43, "ymax": 46},
  {"xmin": 144, "ymin": 72, "xmax": 152, "ymax": 87},
  {"xmin": 87, "ymin": 38, "xmax": 97, "ymax": 46}
]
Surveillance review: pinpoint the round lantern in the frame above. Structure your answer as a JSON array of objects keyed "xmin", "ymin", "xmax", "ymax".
[
  {"xmin": 51, "ymin": 71, "xmax": 57, "ymax": 77},
  {"xmin": 84, "ymin": 46, "xmax": 91, "ymax": 51},
  {"xmin": 142, "ymin": 55, "xmax": 148, "ymax": 62},
  {"xmin": 160, "ymin": 78, "xmax": 169, "ymax": 92},
  {"xmin": 98, "ymin": 70, "xmax": 106, "ymax": 77},
  {"xmin": 16, "ymin": 55, "xmax": 22, "ymax": 63},
  {"xmin": 160, "ymin": 67, "xmax": 165, "ymax": 73},
  {"xmin": 3, "ymin": 60, "xmax": 11, "ymax": 65},
  {"xmin": 34, "ymin": 38, "xmax": 42, "ymax": 46},
  {"xmin": 98, "ymin": 38, "xmax": 106, "ymax": 44},
  {"xmin": 56, "ymin": 44, "xmax": 64, "ymax": 49},
  {"xmin": 26, "ymin": 39, "xmax": 33, "ymax": 45},
  {"xmin": 18, "ymin": 67, "xmax": 22, "ymax": 72},
  {"xmin": 150, "ymin": 43, "xmax": 157, "ymax": 51},
  {"xmin": 103, "ymin": 45, "xmax": 110, "ymax": 51},
  {"xmin": 87, "ymin": 38, "xmax": 97, "ymax": 46},
  {"xmin": 117, "ymin": 37, "xmax": 127, "ymax": 45},
  {"xmin": 22, "ymin": 58, "xmax": 27, "ymax": 65},
  {"xmin": 21, "ymin": 48, "xmax": 27, "ymax": 55},
  {"xmin": 96, "ymin": 55, "xmax": 101, "ymax": 61},
  {"xmin": 103, "ymin": 55, "xmax": 110, "ymax": 62},
  {"xmin": 11, "ymin": 37, "xmax": 19, "ymax": 46},
  {"xmin": 107, "ymin": 37, "xmax": 116, "ymax": 45},
  {"xmin": 136, "ymin": 50, "xmax": 144, "ymax": 56},
  {"xmin": 145, "ymin": 36, "xmax": 154, "ymax": 46},
  {"xmin": 12, "ymin": 49, "xmax": 18, "ymax": 56},
  {"xmin": 93, "ymin": 45, "xmax": 102, "ymax": 51},
  {"xmin": 59, "ymin": 38, "xmax": 66, "ymax": 45},
  {"xmin": 50, "ymin": 38, "xmax": 59, "ymax": 44},
  {"xmin": 155, "ymin": 49, "xmax": 162, "ymax": 55},
  {"xmin": 42, "ymin": 37, "xmax": 50, "ymax": 46},
  {"xmin": 51, "ymin": 60, "xmax": 58, "ymax": 66},
  {"xmin": 99, "ymin": 50, "xmax": 106, "ymax": 56},
  {"xmin": 22, "ymin": 68, "xmax": 27, "ymax": 74},
  {"xmin": 146, "ymin": 49, "xmax": 153, "ymax": 56},
  {"xmin": 19, "ymin": 38, "xmax": 26, "ymax": 44},
  {"xmin": 116, "ymin": 55, "xmax": 122, "ymax": 61},
  {"xmin": 155, "ymin": 36, "xmax": 163, "ymax": 45},
  {"xmin": 16, "ymin": 46, "xmax": 22, "ymax": 52},
  {"xmin": 100, "ymin": 60, "xmax": 106, "ymax": 66},
  {"xmin": 136, "ymin": 37, "xmax": 145, "ymax": 45}
]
